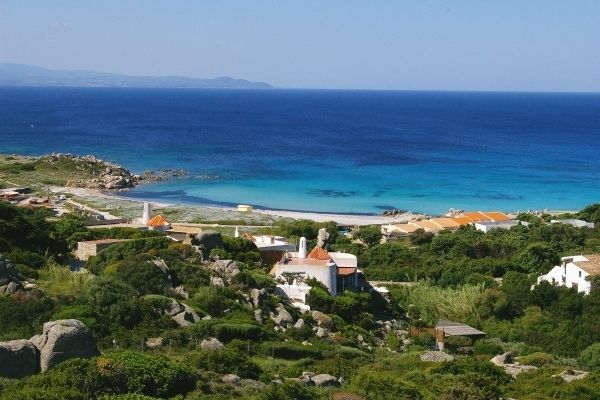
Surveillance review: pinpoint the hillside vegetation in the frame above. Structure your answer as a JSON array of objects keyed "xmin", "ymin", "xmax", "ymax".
[{"xmin": 1, "ymin": 200, "xmax": 600, "ymax": 399}]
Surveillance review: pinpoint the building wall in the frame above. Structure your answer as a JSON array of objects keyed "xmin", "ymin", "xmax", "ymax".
[
  {"xmin": 75, "ymin": 242, "xmax": 99, "ymax": 261},
  {"xmin": 537, "ymin": 264, "xmax": 592, "ymax": 294},
  {"xmin": 75, "ymin": 240, "xmax": 129, "ymax": 261},
  {"xmin": 275, "ymin": 263, "xmax": 337, "ymax": 295},
  {"xmin": 330, "ymin": 252, "xmax": 357, "ymax": 268}
]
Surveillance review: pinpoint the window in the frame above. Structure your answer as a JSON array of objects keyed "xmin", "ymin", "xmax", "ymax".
[{"xmin": 579, "ymin": 271, "xmax": 582, "ymax": 278}]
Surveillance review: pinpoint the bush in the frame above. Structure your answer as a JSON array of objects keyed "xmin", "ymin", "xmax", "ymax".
[
  {"xmin": 213, "ymin": 323, "xmax": 263, "ymax": 342},
  {"xmin": 349, "ymin": 372, "xmax": 422, "ymax": 400},
  {"xmin": 474, "ymin": 340, "xmax": 504, "ymax": 356},
  {"xmin": 305, "ymin": 287, "xmax": 333, "ymax": 313},
  {"xmin": 112, "ymin": 256, "xmax": 171, "ymax": 295},
  {"xmin": 266, "ymin": 342, "xmax": 324, "ymax": 360},
  {"xmin": 579, "ymin": 343, "xmax": 600, "ymax": 371},
  {"xmin": 258, "ymin": 381, "xmax": 316, "ymax": 400},
  {"xmin": 517, "ymin": 352, "xmax": 555, "ymax": 367},
  {"xmin": 185, "ymin": 347, "xmax": 261, "ymax": 379},
  {"xmin": 101, "ymin": 351, "xmax": 196, "ymax": 398},
  {"xmin": 444, "ymin": 336, "xmax": 472, "ymax": 353}
]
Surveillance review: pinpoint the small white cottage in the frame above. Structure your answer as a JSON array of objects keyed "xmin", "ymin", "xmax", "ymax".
[{"xmin": 536, "ymin": 254, "xmax": 600, "ymax": 295}]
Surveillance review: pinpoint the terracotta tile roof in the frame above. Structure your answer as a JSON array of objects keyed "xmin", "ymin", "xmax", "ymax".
[
  {"xmin": 242, "ymin": 232, "xmax": 256, "ymax": 242},
  {"xmin": 463, "ymin": 212, "xmax": 493, "ymax": 222},
  {"xmin": 337, "ymin": 267, "xmax": 357, "ymax": 276},
  {"xmin": 308, "ymin": 246, "xmax": 331, "ymax": 260},
  {"xmin": 146, "ymin": 215, "xmax": 170, "ymax": 227},
  {"xmin": 411, "ymin": 220, "xmax": 441, "ymax": 232},
  {"xmin": 284, "ymin": 258, "xmax": 330, "ymax": 266},
  {"xmin": 481, "ymin": 212, "xmax": 511, "ymax": 222},
  {"xmin": 452, "ymin": 216, "xmax": 474, "ymax": 225},
  {"xmin": 394, "ymin": 223, "xmax": 421, "ymax": 233},
  {"xmin": 574, "ymin": 254, "xmax": 600, "ymax": 276},
  {"xmin": 430, "ymin": 217, "xmax": 461, "ymax": 229}
]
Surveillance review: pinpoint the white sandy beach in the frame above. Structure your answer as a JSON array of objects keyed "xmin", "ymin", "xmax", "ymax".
[{"xmin": 49, "ymin": 186, "xmax": 423, "ymax": 225}]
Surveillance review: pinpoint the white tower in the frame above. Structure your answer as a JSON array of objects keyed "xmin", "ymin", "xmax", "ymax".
[
  {"xmin": 234, "ymin": 226, "xmax": 240, "ymax": 238},
  {"xmin": 298, "ymin": 237, "xmax": 307, "ymax": 259},
  {"xmin": 142, "ymin": 202, "xmax": 152, "ymax": 224}
]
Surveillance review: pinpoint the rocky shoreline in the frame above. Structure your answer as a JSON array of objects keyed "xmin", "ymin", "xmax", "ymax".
[{"xmin": 37, "ymin": 153, "xmax": 187, "ymax": 190}]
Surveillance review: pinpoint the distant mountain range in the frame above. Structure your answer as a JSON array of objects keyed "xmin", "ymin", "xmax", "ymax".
[{"xmin": 0, "ymin": 63, "xmax": 273, "ymax": 89}]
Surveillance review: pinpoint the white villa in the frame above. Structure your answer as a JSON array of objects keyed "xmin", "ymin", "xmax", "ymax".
[
  {"xmin": 536, "ymin": 254, "xmax": 600, "ymax": 295},
  {"xmin": 271, "ymin": 237, "xmax": 358, "ymax": 301},
  {"xmin": 550, "ymin": 219, "xmax": 595, "ymax": 229}
]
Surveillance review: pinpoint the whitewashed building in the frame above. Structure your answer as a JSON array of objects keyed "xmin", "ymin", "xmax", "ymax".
[
  {"xmin": 474, "ymin": 220, "xmax": 528, "ymax": 233},
  {"xmin": 550, "ymin": 219, "xmax": 595, "ymax": 229},
  {"xmin": 271, "ymin": 238, "xmax": 358, "ymax": 297},
  {"xmin": 536, "ymin": 254, "xmax": 600, "ymax": 295}
]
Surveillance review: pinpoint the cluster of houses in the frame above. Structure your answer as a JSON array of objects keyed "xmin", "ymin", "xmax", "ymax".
[
  {"xmin": 73, "ymin": 201, "xmax": 599, "ymax": 306},
  {"xmin": 381, "ymin": 211, "xmax": 524, "ymax": 237},
  {"xmin": 0, "ymin": 187, "xmax": 53, "ymax": 208}
]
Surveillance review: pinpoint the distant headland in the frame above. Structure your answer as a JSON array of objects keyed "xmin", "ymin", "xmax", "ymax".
[{"xmin": 0, "ymin": 63, "xmax": 273, "ymax": 89}]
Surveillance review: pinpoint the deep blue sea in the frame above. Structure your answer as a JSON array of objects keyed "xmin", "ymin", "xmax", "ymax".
[{"xmin": 1, "ymin": 87, "xmax": 600, "ymax": 214}]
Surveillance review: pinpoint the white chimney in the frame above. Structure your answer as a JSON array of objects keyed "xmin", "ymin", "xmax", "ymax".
[
  {"xmin": 234, "ymin": 226, "xmax": 240, "ymax": 238},
  {"xmin": 142, "ymin": 202, "xmax": 152, "ymax": 224},
  {"xmin": 298, "ymin": 237, "xmax": 307, "ymax": 259}
]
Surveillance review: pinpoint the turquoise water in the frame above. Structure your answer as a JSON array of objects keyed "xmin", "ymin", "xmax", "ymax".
[{"xmin": 1, "ymin": 87, "xmax": 600, "ymax": 214}]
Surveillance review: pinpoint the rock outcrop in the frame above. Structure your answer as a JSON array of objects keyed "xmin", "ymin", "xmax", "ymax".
[
  {"xmin": 490, "ymin": 352, "xmax": 512, "ymax": 366},
  {"xmin": 317, "ymin": 228, "xmax": 330, "ymax": 248},
  {"xmin": 251, "ymin": 288, "xmax": 266, "ymax": 308},
  {"xmin": 208, "ymin": 259, "xmax": 240, "ymax": 279},
  {"xmin": 164, "ymin": 298, "xmax": 201, "ymax": 327},
  {"xmin": 490, "ymin": 352, "xmax": 537, "ymax": 377},
  {"xmin": 271, "ymin": 304, "xmax": 294, "ymax": 329},
  {"xmin": 0, "ymin": 339, "xmax": 39, "ymax": 378},
  {"xmin": 30, "ymin": 319, "xmax": 100, "ymax": 372},
  {"xmin": 420, "ymin": 351, "xmax": 454, "ymax": 362},
  {"xmin": 0, "ymin": 255, "xmax": 23, "ymax": 295},
  {"xmin": 194, "ymin": 232, "xmax": 223, "ymax": 258},
  {"xmin": 38, "ymin": 154, "xmax": 139, "ymax": 190},
  {"xmin": 300, "ymin": 372, "xmax": 340, "ymax": 387},
  {"xmin": 201, "ymin": 338, "xmax": 224, "ymax": 352},
  {"xmin": 312, "ymin": 374, "xmax": 340, "ymax": 387}
]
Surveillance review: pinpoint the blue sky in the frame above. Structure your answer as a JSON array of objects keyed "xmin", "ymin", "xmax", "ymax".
[{"xmin": 1, "ymin": 1, "xmax": 599, "ymax": 91}]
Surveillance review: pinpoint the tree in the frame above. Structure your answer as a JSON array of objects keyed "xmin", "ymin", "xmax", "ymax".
[
  {"xmin": 578, "ymin": 343, "xmax": 600, "ymax": 371},
  {"xmin": 516, "ymin": 242, "xmax": 559, "ymax": 274},
  {"xmin": 354, "ymin": 225, "xmax": 383, "ymax": 247},
  {"xmin": 113, "ymin": 255, "xmax": 171, "ymax": 295},
  {"xmin": 410, "ymin": 229, "xmax": 434, "ymax": 245},
  {"xmin": 88, "ymin": 276, "xmax": 142, "ymax": 330}
]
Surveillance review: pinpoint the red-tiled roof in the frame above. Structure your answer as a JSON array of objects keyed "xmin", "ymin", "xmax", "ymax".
[
  {"xmin": 337, "ymin": 267, "xmax": 357, "ymax": 276},
  {"xmin": 242, "ymin": 232, "xmax": 255, "ymax": 242},
  {"xmin": 146, "ymin": 215, "xmax": 170, "ymax": 227},
  {"xmin": 308, "ymin": 246, "xmax": 330, "ymax": 260}
]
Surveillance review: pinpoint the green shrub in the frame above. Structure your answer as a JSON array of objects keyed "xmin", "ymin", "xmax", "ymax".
[
  {"xmin": 185, "ymin": 347, "xmax": 261, "ymax": 379},
  {"xmin": 101, "ymin": 351, "xmax": 196, "ymax": 398},
  {"xmin": 349, "ymin": 371, "xmax": 422, "ymax": 400},
  {"xmin": 266, "ymin": 342, "xmax": 324, "ymax": 360},
  {"xmin": 474, "ymin": 340, "xmax": 504, "ymax": 356},
  {"xmin": 213, "ymin": 323, "xmax": 263, "ymax": 342},
  {"xmin": 579, "ymin": 343, "xmax": 600, "ymax": 371},
  {"xmin": 444, "ymin": 336, "xmax": 472, "ymax": 353},
  {"xmin": 258, "ymin": 381, "xmax": 316, "ymax": 400},
  {"xmin": 517, "ymin": 352, "xmax": 555, "ymax": 367},
  {"xmin": 305, "ymin": 286, "xmax": 333, "ymax": 313}
]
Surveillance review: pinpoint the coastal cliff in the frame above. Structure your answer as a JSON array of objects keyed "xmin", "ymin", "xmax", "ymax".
[{"xmin": 0, "ymin": 153, "xmax": 185, "ymax": 191}]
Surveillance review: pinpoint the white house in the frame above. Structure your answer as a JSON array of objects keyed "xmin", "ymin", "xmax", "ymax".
[
  {"xmin": 550, "ymin": 219, "xmax": 595, "ymax": 229},
  {"xmin": 474, "ymin": 220, "xmax": 527, "ymax": 233},
  {"xmin": 536, "ymin": 254, "xmax": 600, "ymax": 295},
  {"xmin": 271, "ymin": 237, "xmax": 358, "ymax": 297}
]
